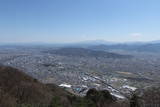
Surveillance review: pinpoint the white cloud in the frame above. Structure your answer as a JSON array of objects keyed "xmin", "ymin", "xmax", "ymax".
[{"xmin": 130, "ymin": 33, "xmax": 142, "ymax": 37}]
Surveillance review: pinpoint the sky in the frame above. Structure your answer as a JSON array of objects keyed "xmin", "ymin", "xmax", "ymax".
[{"xmin": 0, "ymin": 0, "xmax": 160, "ymax": 43}]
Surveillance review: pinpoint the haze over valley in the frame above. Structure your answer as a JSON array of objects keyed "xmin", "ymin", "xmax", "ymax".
[{"xmin": 0, "ymin": 41, "xmax": 160, "ymax": 100}]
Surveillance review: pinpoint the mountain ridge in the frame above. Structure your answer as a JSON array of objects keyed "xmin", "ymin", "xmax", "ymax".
[{"xmin": 44, "ymin": 47, "xmax": 132, "ymax": 58}]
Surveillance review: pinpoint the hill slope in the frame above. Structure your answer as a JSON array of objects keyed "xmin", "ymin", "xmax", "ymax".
[
  {"xmin": 0, "ymin": 66, "xmax": 66, "ymax": 106},
  {"xmin": 0, "ymin": 66, "xmax": 125, "ymax": 107}
]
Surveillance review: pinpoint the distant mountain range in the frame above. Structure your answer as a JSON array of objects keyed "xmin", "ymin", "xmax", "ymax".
[
  {"xmin": 63, "ymin": 40, "xmax": 160, "ymax": 46},
  {"xmin": 88, "ymin": 43, "xmax": 160, "ymax": 53},
  {"xmin": 44, "ymin": 47, "xmax": 132, "ymax": 58},
  {"xmin": 1, "ymin": 40, "xmax": 160, "ymax": 46},
  {"xmin": 1, "ymin": 40, "xmax": 160, "ymax": 53}
]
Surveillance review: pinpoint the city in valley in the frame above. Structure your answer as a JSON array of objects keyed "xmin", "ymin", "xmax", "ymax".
[{"xmin": 0, "ymin": 42, "xmax": 160, "ymax": 99}]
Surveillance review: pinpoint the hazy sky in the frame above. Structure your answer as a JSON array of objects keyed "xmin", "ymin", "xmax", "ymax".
[{"xmin": 0, "ymin": 0, "xmax": 160, "ymax": 43}]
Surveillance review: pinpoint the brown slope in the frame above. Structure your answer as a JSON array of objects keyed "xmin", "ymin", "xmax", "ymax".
[
  {"xmin": 0, "ymin": 66, "xmax": 74, "ymax": 107},
  {"xmin": 0, "ymin": 66, "xmax": 53, "ymax": 106},
  {"xmin": 0, "ymin": 66, "xmax": 129, "ymax": 107}
]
